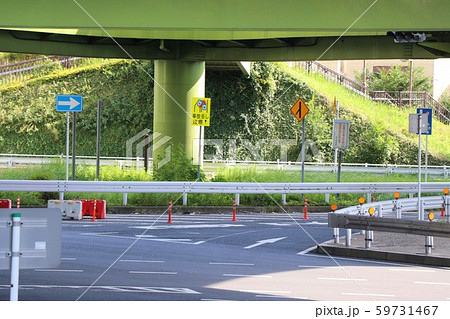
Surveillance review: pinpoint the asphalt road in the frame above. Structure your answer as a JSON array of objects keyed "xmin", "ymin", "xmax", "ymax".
[{"xmin": 1, "ymin": 212, "xmax": 449, "ymax": 301}]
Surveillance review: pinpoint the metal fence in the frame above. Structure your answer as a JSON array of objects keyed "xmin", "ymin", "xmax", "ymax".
[{"xmin": 0, "ymin": 180, "xmax": 449, "ymax": 206}]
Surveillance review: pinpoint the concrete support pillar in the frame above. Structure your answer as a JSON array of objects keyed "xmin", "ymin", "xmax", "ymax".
[{"xmin": 153, "ymin": 60, "xmax": 205, "ymax": 168}]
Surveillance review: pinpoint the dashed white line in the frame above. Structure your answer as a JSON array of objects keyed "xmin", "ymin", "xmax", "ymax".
[
  {"xmin": 318, "ymin": 277, "xmax": 367, "ymax": 282},
  {"xmin": 415, "ymin": 281, "xmax": 450, "ymax": 286},
  {"xmin": 240, "ymin": 289, "xmax": 290, "ymax": 294},
  {"xmin": 388, "ymin": 268, "xmax": 435, "ymax": 273},
  {"xmin": 61, "ymin": 258, "xmax": 77, "ymax": 261},
  {"xmin": 129, "ymin": 271, "xmax": 178, "ymax": 275},
  {"xmin": 35, "ymin": 269, "xmax": 84, "ymax": 273},
  {"xmin": 209, "ymin": 262, "xmax": 254, "ymax": 266},
  {"xmin": 342, "ymin": 292, "xmax": 395, "ymax": 297},
  {"xmin": 120, "ymin": 259, "xmax": 165, "ymax": 263},
  {"xmin": 223, "ymin": 274, "xmax": 272, "ymax": 278}
]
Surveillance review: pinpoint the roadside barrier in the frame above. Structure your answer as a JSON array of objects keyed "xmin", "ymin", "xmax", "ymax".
[
  {"xmin": 0, "ymin": 199, "xmax": 11, "ymax": 208},
  {"xmin": 47, "ymin": 199, "xmax": 106, "ymax": 220},
  {"xmin": 330, "ymin": 188, "xmax": 450, "ymax": 255}
]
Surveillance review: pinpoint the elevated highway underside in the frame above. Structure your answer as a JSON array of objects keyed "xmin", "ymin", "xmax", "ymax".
[{"xmin": 1, "ymin": 0, "xmax": 449, "ymax": 166}]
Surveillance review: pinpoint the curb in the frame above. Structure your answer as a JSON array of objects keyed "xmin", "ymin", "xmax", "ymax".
[{"xmin": 316, "ymin": 244, "xmax": 450, "ymax": 267}]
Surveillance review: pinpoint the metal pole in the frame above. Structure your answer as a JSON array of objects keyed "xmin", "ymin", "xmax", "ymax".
[
  {"xmin": 409, "ymin": 60, "xmax": 413, "ymax": 107},
  {"xmin": 10, "ymin": 213, "xmax": 21, "ymax": 301},
  {"xmin": 301, "ymin": 117, "xmax": 306, "ymax": 200},
  {"xmin": 72, "ymin": 112, "xmax": 76, "ymax": 181},
  {"xmin": 301, "ymin": 117, "xmax": 306, "ymax": 183},
  {"xmin": 65, "ymin": 112, "xmax": 70, "ymax": 182},
  {"xmin": 345, "ymin": 229, "xmax": 351, "ymax": 247},
  {"xmin": 418, "ymin": 111, "xmax": 422, "ymax": 220},
  {"xmin": 336, "ymin": 149, "xmax": 342, "ymax": 203},
  {"xmin": 334, "ymin": 101, "xmax": 340, "ymax": 168},
  {"xmin": 425, "ymin": 135, "xmax": 428, "ymax": 183},
  {"xmin": 96, "ymin": 100, "xmax": 102, "ymax": 180},
  {"xmin": 197, "ymin": 126, "xmax": 202, "ymax": 180}
]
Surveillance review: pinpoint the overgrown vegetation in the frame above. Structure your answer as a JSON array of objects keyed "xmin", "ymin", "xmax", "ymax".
[
  {"xmin": 354, "ymin": 65, "xmax": 432, "ymax": 93},
  {"xmin": 1, "ymin": 59, "xmax": 449, "ymax": 167},
  {"xmin": 1, "ymin": 163, "xmax": 448, "ymax": 207}
]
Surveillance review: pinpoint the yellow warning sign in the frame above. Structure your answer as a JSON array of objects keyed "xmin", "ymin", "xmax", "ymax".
[
  {"xmin": 290, "ymin": 98, "xmax": 309, "ymax": 122},
  {"xmin": 191, "ymin": 97, "xmax": 211, "ymax": 126}
]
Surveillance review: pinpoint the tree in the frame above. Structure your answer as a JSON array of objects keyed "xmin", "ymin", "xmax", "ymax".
[{"xmin": 356, "ymin": 65, "xmax": 432, "ymax": 92}]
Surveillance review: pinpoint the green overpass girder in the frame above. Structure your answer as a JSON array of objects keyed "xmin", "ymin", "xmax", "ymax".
[{"xmin": 0, "ymin": 0, "xmax": 449, "ymax": 60}]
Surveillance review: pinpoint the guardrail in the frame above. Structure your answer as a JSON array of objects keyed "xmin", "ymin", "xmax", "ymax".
[
  {"xmin": 329, "ymin": 192, "xmax": 450, "ymax": 254},
  {"xmin": 0, "ymin": 180, "xmax": 449, "ymax": 206}
]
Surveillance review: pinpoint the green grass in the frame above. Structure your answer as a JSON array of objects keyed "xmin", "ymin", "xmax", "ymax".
[
  {"xmin": 1, "ymin": 164, "xmax": 448, "ymax": 207},
  {"xmin": 278, "ymin": 63, "xmax": 450, "ymax": 162}
]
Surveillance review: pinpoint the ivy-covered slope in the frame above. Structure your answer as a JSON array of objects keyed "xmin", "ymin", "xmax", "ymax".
[{"xmin": 0, "ymin": 60, "xmax": 448, "ymax": 165}]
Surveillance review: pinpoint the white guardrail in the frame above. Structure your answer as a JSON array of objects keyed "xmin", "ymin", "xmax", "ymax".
[
  {"xmin": 330, "ymin": 193, "xmax": 450, "ymax": 254},
  {"xmin": 0, "ymin": 180, "xmax": 449, "ymax": 206}
]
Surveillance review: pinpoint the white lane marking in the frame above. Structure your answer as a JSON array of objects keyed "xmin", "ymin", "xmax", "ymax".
[
  {"xmin": 301, "ymin": 252, "xmax": 425, "ymax": 267},
  {"xmin": 244, "ymin": 237, "xmax": 287, "ymax": 249},
  {"xmin": 223, "ymin": 274, "xmax": 272, "ymax": 278},
  {"xmin": 388, "ymin": 268, "xmax": 435, "ymax": 273},
  {"xmin": 318, "ymin": 277, "xmax": 367, "ymax": 282},
  {"xmin": 81, "ymin": 233, "xmax": 205, "ymax": 245},
  {"xmin": 240, "ymin": 289, "xmax": 291, "ymax": 294},
  {"xmin": 132, "ymin": 224, "xmax": 245, "ymax": 230},
  {"xmin": 0, "ymin": 285, "xmax": 200, "ymax": 294},
  {"xmin": 342, "ymin": 292, "xmax": 395, "ymax": 297},
  {"xmin": 297, "ymin": 245, "xmax": 318, "ymax": 255},
  {"xmin": 298, "ymin": 265, "xmax": 320, "ymax": 268},
  {"xmin": 415, "ymin": 281, "xmax": 450, "ymax": 286},
  {"xmin": 255, "ymin": 295, "xmax": 305, "ymax": 299},
  {"xmin": 61, "ymin": 258, "xmax": 77, "ymax": 261},
  {"xmin": 120, "ymin": 260, "xmax": 165, "ymax": 263},
  {"xmin": 209, "ymin": 262, "xmax": 255, "ymax": 266},
  {"xmin": 129, "ymin": 271, "xmax": 178, "ymax": 275},
  {"xmin": 35, "ymin": 269, "xmax": 84, "ymax": 273},
  {"xmin": 201, "ymin": 299, "xmax": 234, "ymax": 301},
  {"xmin": 259, "ymin": 223, "xmax": 292, "ymax": 226}
]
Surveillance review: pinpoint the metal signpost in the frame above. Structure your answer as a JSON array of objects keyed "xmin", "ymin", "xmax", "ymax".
[
  {"xmin": 0, "ymin": 209, "xmax": 61, "ymax": 301},
  {"xmin": 290, "ymin": 98, "xmax": 310, "ymax": 188},
  {"xmin": 409, "ymin": 109, "xmax": 431, "ymax": 220},
  {"xmin": 191, "ymin": 97, "xmax": 211, "ymax": 180},
  {"xmin": 417, "ymin": 108, "xmax": 432, "ymax": 182},
  {"xmin": 332, "ymin": 119, "xmax": 350, "ymax": 201},
  {"xmin": 56, "ymin": 95, "xmax": 83, "ymax": 186}
]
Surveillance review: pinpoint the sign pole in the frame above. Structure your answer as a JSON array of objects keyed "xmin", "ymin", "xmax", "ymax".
[
  {"xmin": 418, "ymin": 111, "xmax": 422, "ymax": 220},
  {"xmin": 197, "ymin": 126, "xmax": 202, "ymax": 180},
  {"xmin": 336, "ymin": 149, "xmax": 342, "ymax": 203},
  {"xmin": 72, "ymin": 112, "xmax": 77, "ymax": 181},
  {"xmin": 334, "ymin": 100, "xmax": 340, "ymax": 168},
  {"xmin": 96, "ymin": 100, "xmax": 102, "ymax": 180},
  {"xmin": 65, "ymin": 112, "xmax": 70, "ymax": 182},
  {"xmin": 425, "ymin": 134, "xmax": 428, "ymax": 183}
]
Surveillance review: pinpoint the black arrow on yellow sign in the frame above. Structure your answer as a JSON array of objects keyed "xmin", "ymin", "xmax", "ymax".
[{"xmin": 290, "ymin": 98, "xmax": 309, "ymax": 122}]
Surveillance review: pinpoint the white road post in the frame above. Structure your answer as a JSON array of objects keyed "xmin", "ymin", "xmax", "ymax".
[{"xmin": 10, "ymin": 213, "xmax": 21, "ymax": 301}]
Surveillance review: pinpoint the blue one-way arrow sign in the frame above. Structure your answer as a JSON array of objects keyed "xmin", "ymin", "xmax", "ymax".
[{"xmin": 56, "ymin": 95, "xmax": 83, "ymax": 112}]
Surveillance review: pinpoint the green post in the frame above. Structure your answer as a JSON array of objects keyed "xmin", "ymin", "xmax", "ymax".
[{"xmin": 153, "ymin": 60, "xmax": 205, "ymax": 169}]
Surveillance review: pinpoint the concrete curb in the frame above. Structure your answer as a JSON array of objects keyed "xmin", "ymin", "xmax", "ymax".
[{"xmin": 316, "ymin": 244, "xmax": 450, "ymax": 267}]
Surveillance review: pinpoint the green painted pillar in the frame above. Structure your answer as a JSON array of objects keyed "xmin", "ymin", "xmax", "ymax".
[{"xmin": 153, "ymin": 60, "xmax": 205, "ymax": 169}]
